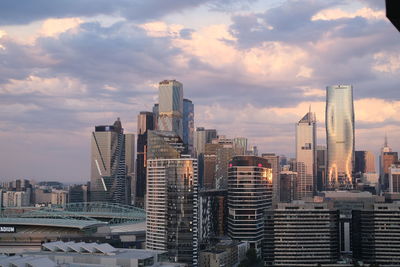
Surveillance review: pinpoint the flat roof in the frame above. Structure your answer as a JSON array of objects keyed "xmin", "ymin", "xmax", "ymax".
[{"xmin": 0, "ymin": 217, "xmax": 106, "ymax": 230}]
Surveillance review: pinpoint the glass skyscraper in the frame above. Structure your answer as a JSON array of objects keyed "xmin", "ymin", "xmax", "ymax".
[
  {"xmin": 183, "ymin": 98, "xmax": 194, "ymax": 156},
  {"xmin": 158, "ymin": 80, "xmax": 183, "ymax": 139},
  {"xmin": 326, "ymin": 85, "xmax": 355, "ymax": 190}
]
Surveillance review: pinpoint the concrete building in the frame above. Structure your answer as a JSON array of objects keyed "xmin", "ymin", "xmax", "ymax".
[
  {"xmin": 2, "ymin": 191, "xmax": 30, "ymax": 207},
  {"xmin": 50, "ymin": 190, "xmax": 68, "ymax": 206},
  {"xmin": 193, "ymin": 128, "xmax": 217, "ymax": 156},
  {"xmin": 380, "ymin": 137, "xmax": 398, "ymax": 192},
  {"xmin": 295, "ymin": 109, "xmax": 316, "ymax": 199},
  {"xmin": 266, "ymin": 202, "xmax": 340, "ymax": 266},
  {"xmin": 326, "ymin": 85, "xmax": 355, "ymax": 190},
  {"xmin": 227, "ymin": 156, "xmax": 273, "ymax": 257}
]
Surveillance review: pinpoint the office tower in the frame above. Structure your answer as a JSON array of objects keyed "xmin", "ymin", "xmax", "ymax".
[
  {"xmin": 233, "ymin": 137, "xmax": 248, "ymax": 155},
  {"xmin": 203, "ymin": 143, "xmax": 219, "ymax": 189},
  {"xmin": 266, "ymin": 202, "xmax": 340, "ymax": 266},
  {"xmin": 146, "ymin": 158, "xmax": 198, "ymax": 266},
  {"xmin": 183, "ymin": 98, "xmax": 194, "ymax": 156},
  {"xmin": 198, "ymin": 189, "xmax": 228, "ymax": 246},
  {"xmin": 380, "ymin": 137, "xmax": 398, "ymax": 191},
  {"xmin": 296, "ymin": 108, "xmax": 316, "ymax": 199},
  {"xmin": 90, "ymin": 118, "xmax": 130, "ymax": 204},
  {"xmin": 355, "ymin": 151, "xmax": 376, "ymax": 174},
  {"xmin": 353, "ymin": 203, "xmax": 400, "ymax": 265},
  {"xmin": 279, "ymin": 171, "xmax": 297, "ymax": 202},
  {"xmin": 316, "ymin": 145, "xmax": 327, "ymax": 192},
  {"xmin": 262, "ymin": 153, "xmax": 280, "ymax": 202},
  {"xmin": 158, "ymin": 80, "xmax": 183, "ymax": 139},
  {"xmin": 214, "ymin": 137, "xmax": 235, "ymax": 189},
  {"xmin": 135, "ymin": 111, "xmax": 155, "ymax": 208},
  {"xmin": 227, "ymin": 156, "xmax": 273, "ymax": 257},
  {"xmin": 389, "ymin": 163, "xmax": 400, "ymax": 193},
  {"xmin": 152, "ymin": 104, "xmax": 159, "ymax": 130},
  {"xmin": 194, "ymin": 128, "xmax": 217, "ymax": 156},
  {"xmin": 326, "ymin": 85, "xmax": 355, "ymax": 190}
]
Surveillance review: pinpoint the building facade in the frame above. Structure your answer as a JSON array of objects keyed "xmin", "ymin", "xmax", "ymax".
[
  {"xmin": 326, "ymin": 85, "xmax": 355, "ymax": 190},
  {"xmin": 295, "ymin": 109, "xmax": 316, "ymax": 199},
  {"xmin": 227, "ymin": 156, "xmax": 273, "ymax": 257},
  {"xmin": 262, "ymin": 153, "xmax": 280, "ymax": 203},
  {"xmin": 136, "ymin": 111, "xmax": 155, "ymax": 208},
  {"xmin": 183, "ymin": 98, "xmax": 194, "ymax": 156},
  {"xmin": 90, "ymin": 118, "xmax": 131, "ymax": 205},
  {"xmin": 158, "ymin": 80, "xmax": 184, "ymax": 139}
]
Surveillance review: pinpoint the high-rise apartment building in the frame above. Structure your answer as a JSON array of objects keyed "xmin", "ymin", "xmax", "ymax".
[
  {"xmin": 146, "ymin": 131, "xmax": 198, "ymax": 266},
  {"xmin": 158, "ymin": 80, "xmax": 183, "ymax": 139},
  {"xmin": 227, "ymin": 156, "xmax": 273, "ymax": 257},
  {"xmin": 135, "ymin": 111, "xmax": 155, "ymax": 208},
  {"xmin": 326, "ymin": 85, "xmax": 355, "ymax": 190},
  {"xmin": 183, "ymin": 98, "xmax": 194, "ymax": 156},
  {"xmin": 262, "ymin": 153, "xmax": 280, "ymax": 202},
  {"xmin": 295, "ymin": 109, "xmax": 316, "ymax": 199},
  {"xmin": 279, "ymin": 171, "xmax": 297, "ymax": 203},
  {"xmin": 90, "ymin": 118, "xmax": 131, "ymax": 204}
]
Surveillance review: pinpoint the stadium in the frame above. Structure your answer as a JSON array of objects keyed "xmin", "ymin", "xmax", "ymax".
[{"xmin": 0, "ymin": 202, "xmax": 146, "ymax": 253}]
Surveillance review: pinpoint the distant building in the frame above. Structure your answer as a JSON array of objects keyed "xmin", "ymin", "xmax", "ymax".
[
  {"xmin": 316, "ymin": 145, "xmax": 327, "ymax": 191},
  {"xmin": 68, "ymin": 184, "xmax": 88, "ymax": 203},
  {"xmin": 227, "ymin": 156, "xmax": 273, "ymax": 257},
  {"xmin": 295, "ymin": 109, "xmax": 316, "ymax": 199},
  {"xmin": 233, "ymin": 137, "xmax": 248, "ymax": 155},
  {"xmin": 194, "ymin": 127, "xmax": 217, "ymax": 188},
  {"xmin": 279, "ymin": 171, "xmax": 297, "ymax": 203},
  {"xmin": 51, "ymin": 190, "xmax": 68, "ymax": 206},
  {"xmin": 2, "ymin": 191, "xmax": 30, "ymax": 207},
  {"xmin": 183, "ymin": 98, "xmax": 194, "ymax": 156},
  {"xmin": 326, "ymin": 85, "xmax": 355, "ymax": 190},
  {"xmin": 90, "ymin": 118, "xmax": 131, "ymax": 205},
  {"xmin": 262, "ymin": 153, "xmax": 280, "ymax": 202},
  {"xmin": 389, "ymin": 163, "xmax": 400, "ymax": 193},
  {"xmin": 158, "ymin": 80, "xmax": 184, "ymax": 139},
  {"xmin": 355, "ymin": 151, "xmax": 376, "ymax": 174},
  {"xmin": 380, "ymin": 136, "xmax": 398, "ymax": 192},
  {"xmin": 136, "ymin": 111, "xmax": 155, "ymax": 208}
]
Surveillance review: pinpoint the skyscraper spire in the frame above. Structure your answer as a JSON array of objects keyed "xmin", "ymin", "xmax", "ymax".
[{"xmin": 384, "ymin": 133, "xmax": 388, "ymax": 147}]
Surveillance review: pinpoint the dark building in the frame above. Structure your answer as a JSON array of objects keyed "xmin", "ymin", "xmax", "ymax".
[
  {"xmin": 279, "ymin": 171, "xmax": 297, "ymax": 202},
  {"xmin": 265, "ymin": 202, "xmax": 340, "ymax": 266},
  {"xmin": 353, "ymin": 203, "xmax": 400, "ymax": 265},
  {"xmin": 135, "ymin": 111, "xmax": 155, "ymax": 208},
  {"xmin": 316, "ymin": 146, "xmax": 327, "ymax": 191},
  {"xmin": 68, "ymin": 184, "xmax": 89, "ymax": 203},
  {"xmin": 183, "ymin": 98, "xmax": 194, "ymax": 156},
  {"xmin": 198, "ymin": 189, "xmax": 228, "ymax": 248},
  {"xmin": 386, "ymin": 0, "xmax": 400, "ymax": 32}
]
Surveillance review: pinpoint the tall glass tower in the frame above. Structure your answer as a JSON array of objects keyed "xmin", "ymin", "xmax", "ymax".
[
  {"xmin": 158, "ymin": 80, "xmax": 183, "ymax": 139},
  {"xmin": 326, "ymin": 85, "xmax": 355, "ymax": 189}
]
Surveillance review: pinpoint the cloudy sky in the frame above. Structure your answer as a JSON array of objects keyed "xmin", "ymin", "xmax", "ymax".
[{"xmin": 0, "ymin": 0, "xmax": 399, "ymax": 182}]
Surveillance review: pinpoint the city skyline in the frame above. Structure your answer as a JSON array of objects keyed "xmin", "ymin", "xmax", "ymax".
[{"xmin": 1, "ymin": 0, "xmax": 400, "ymax": 181}]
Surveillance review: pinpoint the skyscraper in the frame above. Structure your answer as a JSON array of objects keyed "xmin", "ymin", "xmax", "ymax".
[
  {"xmin": 193, "ymin": 128, "xmax": 217, "ymax": 156},
  {"xmin": 90, "ymin": 118, "xmax": 131, "ymax": 204},
  {"xmin": 227, "ymin": 156, "xmax": 273, "ymax": 257},
  {"xmin": 135, "ymin": 111, "xmax": 155, "ymax": 208},
  {"xmin": 262, "ymin": 153, "xmax": 280, "ymax": 202},
  {"xmin": 158, "ymin": 80, "xmax": 183, "ymax": 139},
  {"xmin": 326, "ymin": 85, "xmax": 355, "ymax": 190},
  {"xmin": 316, "ymin": 145, "xmax": 327, "ymax": 191},
  {"xmin": 355, "ymin": 151, "xmax": 376, "ymax": 174},
  {"xmin": 295, "ymin": 108, "xmax": 316, "ymax": 199},
  {"xmin": 380, "ymin": 136, "xmax": 398, "ymax": 191},
  {"xmin": 183, "ymin": 98, "xmax": 194, "ymax": 156},
  {"xmin": 146, "ymin": 130, "xmax": 198, "ymax": 266}
]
